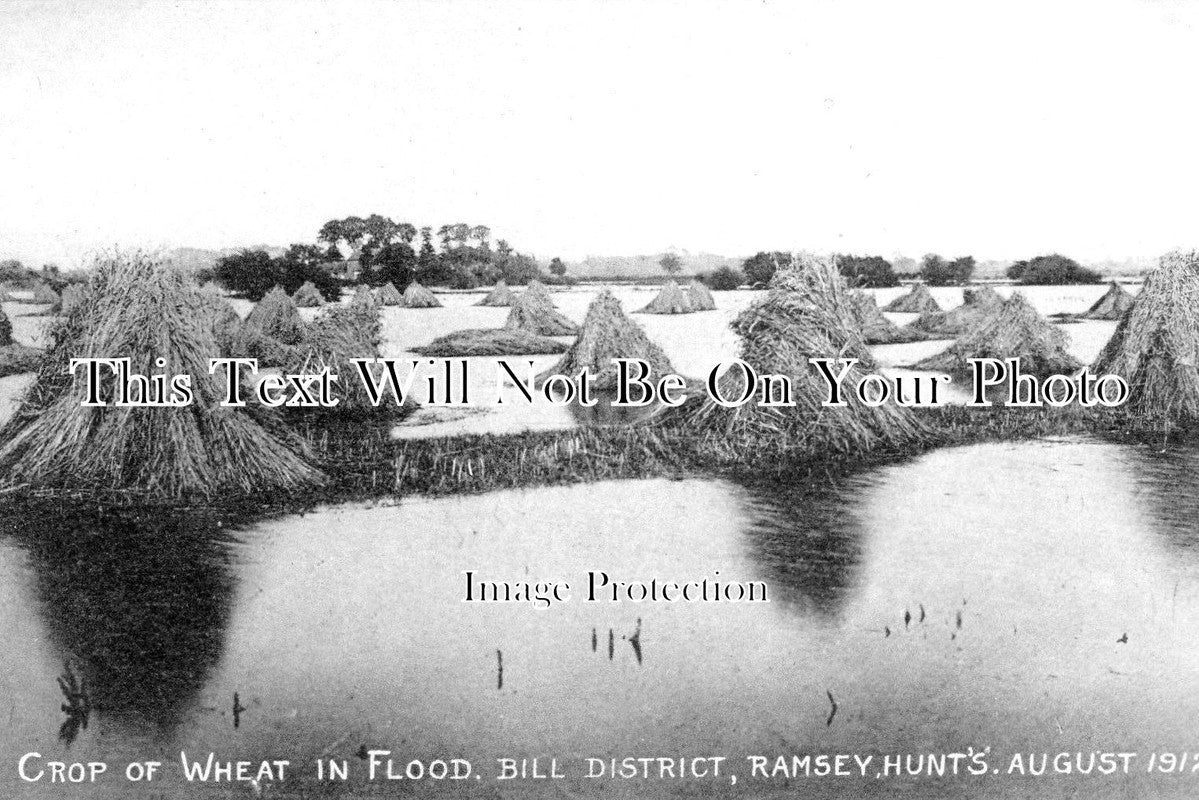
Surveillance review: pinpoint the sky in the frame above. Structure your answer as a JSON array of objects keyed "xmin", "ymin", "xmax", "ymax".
[{"xmin": 2, "ymin": 0, "xmax": 1198, "ymax": 267}]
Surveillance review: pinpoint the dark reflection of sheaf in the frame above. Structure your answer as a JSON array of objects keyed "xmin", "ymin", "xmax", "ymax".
[
  {"xmin": 735, "ymin": 474, "xmax": 876, "ymax": 618},
  {"xmin": 0, "ymin": 503, "xmax": 236, "ymax": 735},
  {"xmin": 1124, "ymin": 444, "xmax": 1199, "ymax": 553}
]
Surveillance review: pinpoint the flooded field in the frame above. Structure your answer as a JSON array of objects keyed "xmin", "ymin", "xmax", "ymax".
[
  {"xmin": 2, "ymin": 436, "xmax": 1197, "ymax": 797},
  {"xmin": 240, "ymin": 282, "xmax": 1132, "ymax": 438},
  {"xmin": 0, "ymin": 282, "xmax": 1131, "ymax": 437}
]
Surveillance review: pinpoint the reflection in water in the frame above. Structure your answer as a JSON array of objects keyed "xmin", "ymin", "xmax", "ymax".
[
  {"xmin": 56, "ymin": 661, "xmax": 90, "ymax": 746},
  {"xmin": 627, "ymin": 617, "xmax": 642, "ymax": 665},
  {"xmin": 232, "ymin": 692, "xmax": 246, "ymax": 729},
  {"xmin": 735, "ymin": 473, "xmax": 876, "ymax": 617},
  {"xmin": 0, "ymin": 504, "xmax": 236, "ymax": 736},
  {"xmin": 1126, "ymin": 445, "xmax": 1199, "ymax": 554}
]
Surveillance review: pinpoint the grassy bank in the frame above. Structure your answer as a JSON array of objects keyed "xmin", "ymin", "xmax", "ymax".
[
  {"xmin": 0, "ymin": 397, "xmax": 1180, "ymax": 521},
  {"xmin": 304, "ymin": 403, "xmax": 1103, "ymax": 503}
]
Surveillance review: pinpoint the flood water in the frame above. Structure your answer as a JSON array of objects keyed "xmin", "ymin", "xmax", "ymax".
[{"xmin": 3, "ymin": 437, "xmax": 1199, "ymax": 797}]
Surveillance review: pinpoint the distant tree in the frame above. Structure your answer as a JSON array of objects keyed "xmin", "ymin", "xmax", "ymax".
[
  {"xmin": 950, "ymin": 256, "xmax": 976, "ymax": 284},
  {"xmin": 659, "ymin": 253, "xmax": 683, "ymax": 276},
  {"xmin": 363, "ymin": 214, "xmax": 398, "ymax": 248},
  {"xmin": 0, "ymin": 259, "xmax": 28, "ymax": 284},
  {"xmin": 438, "ymin": 223, "xmax": 472, "ymax": 251},
  {"xmin": 470, "ymin": 225, "xmax": 491, "ymax": 249},
  {"xmin": 549, "ymin": 257, "xmax": 567, "ymax": 277},
  {"xmin": 417, "ymin": 226, "xmax": 439, "ymax": 281},
  {"xmin": 215, "ymin": 246, "xmax": 340, "ymax": 301},
  {"xmin": 214, "ymin": 249, "xmax": 279, "ymax": 300},
  {"xmin": 282, "ymin": 243, "xmax": 325, "ymax": 269},
  {"xmin": 835, "ymin": 254, "xmax": 899, "ymax": 288},
  {"xmin": 368, "ymin": 242, "xmax": 417, "ymax": 289},
  {"xmin": 703, "ymin": 265, "xmax": 743, "ymax": 290},
  {"xmin": 1008, "ymin": 254, "xmax": 1101, "ymax": 285},
  {"xmin": 277, "ymin": 244, "xmax": 340, "ymax": 301},
  {"xmin": 496, "ymin": 251, "xmax": 543, "ymax": 285},
  {"xmin": 396, "ymin": 222, "xmax": 418, "ymax": 244},
  {"xmin": 317, "ymin": 216, "xmax": 367, "ymax": 254},
  {"xmin": 323, "ymin": 243, "xmax": 342, "ymax": 261},
  {"xmin": 919, "ymin": 253, "xmax": 974, "ymax": 286},
  {"xmin": 742, "ymin": 251, "xmax": 792, "ymax": 286}
]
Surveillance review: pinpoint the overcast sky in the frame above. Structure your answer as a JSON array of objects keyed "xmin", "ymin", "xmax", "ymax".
[{"xmin": 2, "ymin": 0, "xmax": 1197, "ymax": 267}]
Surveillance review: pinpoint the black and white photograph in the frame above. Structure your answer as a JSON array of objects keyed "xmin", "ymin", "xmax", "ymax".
[{"xmin": 2, "ymin": 1, "xmax": 1199, "ymax": 797}]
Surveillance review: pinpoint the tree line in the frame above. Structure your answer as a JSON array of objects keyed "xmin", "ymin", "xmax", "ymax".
[
  {"xmin": 733, "ymin": 251, "xmax": 1102, "ymax": 288},
  {"xmin": 213, "ymin": 215, "xmax": 560, "ymax": 301}
]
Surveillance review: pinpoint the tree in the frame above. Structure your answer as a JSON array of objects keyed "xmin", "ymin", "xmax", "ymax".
[
  {"xmin": 498, "ymin": 252, "xmax": 542, "ymax": 285},
  {"xmin": 396, "ymin": 222, "xmax": 418, "ymax": 244},
  {"xmin": 367, "ymin": 242, "xmax": 417, "ymax": 289},
  {"xmin": 470, "ymin": 225, "xmax": 491, "ymax": 249},
  {"xmin": 323, "ymin": 243, "xmax": 342, "ymax": 261},
  {"xmin": 1007, "ymin": 254, "xmax": 1101, "ymax": 285},
  {"xmin": 919, "ymin": 253, "xmax": 974, "ymax": 286},
  {"xmin": 214, "ymin": 249, "xmax": 279, "ymax": 300},
  {"xmin": 835, "ymin": 254, "xmax": 899, "ymax": 288},
  {"xmin": 549, "ymin": 257, "xmax": 567, "ymax": 277},
  {"xmin": 438, "ymin": 223, "xmax": 471, "ymax": 251},
  {"xmin": 277, "ymin": 245, "xmax": 341, "ymax": 301},
  {"xmin": 417, "ymin": 226, "xmax": 439, "ymax": 282},
  {"xmin": 214, "ymin": 246, "xmax": 342, "ymax": 301},
  {"xmin": 0, "ymin": 260, "xmax": 26, "ymax": 284},
  {"xmin": 742, "ymin": 251, "xmax": 792, "ymax": 286},
  {"xmin": 282, "ymin": 243, "xmax": 325, "ymax": 269},
  {"xmin": 317, "ymin": 216, "xmax": 367, "ymax": 253},
  {"xmin": 659, "ymin": 253, "xmax": 683, "ymax": 276},
  {"xmin": 702, "ymin": 265, "xmax": 743, "ymax": 290}
]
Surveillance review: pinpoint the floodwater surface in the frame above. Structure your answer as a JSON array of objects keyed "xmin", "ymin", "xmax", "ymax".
[{"xmin": 1, "ymin": 437, "xmax": 1196, "ymax": 797}]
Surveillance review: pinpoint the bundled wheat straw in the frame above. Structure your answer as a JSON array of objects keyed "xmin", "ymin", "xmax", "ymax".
[
  {"xmin": 1082, "ymin": 281, "xmax": 1134, "ymax": 321},
  {"xmin": 292, "ymin": 281, "xmax": 327, "ymax": 307},
  {"xmin": 883, "ymin": 283, "xmax": 941, "ymax": 313},
  {"xmin": 477, "ymin": 280, "xmax": 516, "ymax": 307},
  {"xmin": 286, "ymin": 293, "xmax": 384, "ymax": 411},
  {"xmin": 914, "ymin": 292, "xmax": 1081, "ymax": 377},
  {"xmin": 906, "ymin": 286, "xmax": 1003, "ymax": 337},
  {"xmin": 402, "ymin": 281, "xmax": 441, "ymax": 308},
  {"xmin": 680, "ymin": 255, "xmax": 928, "ymax": 456},
  {"xmin": 375, "ymin": 282, "xmax": 404, "ymax": 306},
  {"xmin": 58, "ymin": 284, "xmax": 85, "ymax": 316},
  {"xmin": 413, "ymin": 328, "xmax": 568, "ymax": 357},
  {"xmin": 504, "ymin": 281, "xmax": 578, "ymax": 336},
  {"xmin": 0, "ymin": 251, "xmax": 322, "ymax": 502},
  {"xmin": 1092, "ymin": 251, "xmax": 1199, "ymax": 422},
  {"xmin": 350, "ymin": 284, "xmax": 377, "ymax": 309},
  {"xmin": 233, "ymin": 285, "xmax": 305, "ymax": 365},
  {"xmin": 638, "ymin": 280, "xmax": 693, "ymax": 314},
  {"xmin": 687, "ymin": 280, "xmax": 717, "ymax": 311},
  {"xmin": 0, "ymin": 344, "xmax": 41, "ymax": 378},
  {"xmin": 850, "ymin": 291, "xmax": 926, "ymax": 344},
  {"xmin": 541, "ymin": 291, "xmax": 674, "ymax": 390},
  {"xmin": 32, "ymin": 283, "xmax": 59, "ymax": 305},
  {"xmin": 240, "ymin": 286, "xmax": 305, "ymax": 344},
  {"xmin": 198, "ymin": 282, "xmax": 241, "ymax": 355}
]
